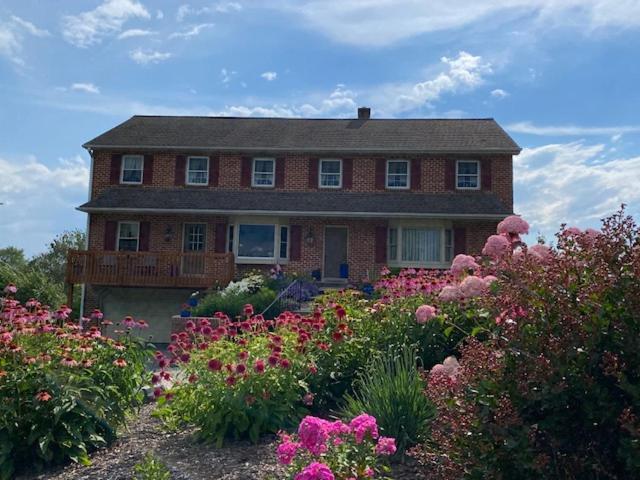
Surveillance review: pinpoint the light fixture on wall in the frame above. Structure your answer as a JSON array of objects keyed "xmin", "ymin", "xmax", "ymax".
[
  {"xmin": 164, "ymin": 225, "xmax": 174, "ymax": 242},
  {"xmin": 305, "ymin": 228, "xmax": 315, "ymax": 246}
]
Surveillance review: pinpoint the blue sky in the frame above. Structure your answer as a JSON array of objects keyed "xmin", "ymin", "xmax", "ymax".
[{"xmin": 1, "ymin": 0, "xmax": 640, "ymax": 255}]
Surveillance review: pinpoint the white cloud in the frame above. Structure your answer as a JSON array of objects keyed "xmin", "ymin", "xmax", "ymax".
[
  {"xmin": 156, "ymin": 10, "xmax": 164, "ymax": 19},
  {"xmin": 169, "ymin": 23, "xmax": 214, "ymax": 39},
  {"xmin": 0, "ymin": 15, "xmax": 49, "ymax": 66},
  {"xmin": 117, "ymin": 28, "xmax": 155, "ymax": 39},
  {"xmin": 62, "ymin": 0, "xmax": 150, "ymax": 48},
  {"xmin": 71, "ymin": 82, "xmax": 100, "ymax": 94},
  {"xmin": 297, "ymin": 84, "xmax": 357, "ymax": 117},
  {"xmin": 220, "ymin": 67, "xmax": 236, "ymax": 83},
  {"xmin": 261, "ymin": 71, "xmax": 277, "ymax": 81},
  {"xmin": 0, "ymin": 155, "xmax": 89, "ymax": 255},
  {"xmin": 507, "ymin": 121, "xmax": 640, "ymax": 136},
  {"xmin": 514, "ymin": 141, "xmax": 640, "ymax": 240},
  {"xmin": 129, "ymin": 48, "xmax": 172, "ymax": 64},
  {"xmin": 491, "ymin": 88, "xmax": 509, "ymax": 99},
  {"xmin": 272, "ymin": 0, "xmax": 640, "ymax": 47},
  {"xmin": 368, "ymin": 51, "xmax": 492, "ymax": 115},
  {"xmin": 177, "ymin": 2, "xmax": 242, "ymax": 21}
]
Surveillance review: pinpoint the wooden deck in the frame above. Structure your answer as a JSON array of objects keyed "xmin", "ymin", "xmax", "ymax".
[{"xmin": 65, "ymin": 250, "xmax": 235, "ymax": 289}]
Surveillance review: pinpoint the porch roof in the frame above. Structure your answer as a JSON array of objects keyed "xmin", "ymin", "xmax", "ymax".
[{"xmin": 79, "ymin": 188, "xmax": 512, "ymax": 219}]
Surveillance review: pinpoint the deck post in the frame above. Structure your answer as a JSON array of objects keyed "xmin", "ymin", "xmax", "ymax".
[{"xmin": 66, "ymin": 283, "xmax": 74, "ymax": 309}]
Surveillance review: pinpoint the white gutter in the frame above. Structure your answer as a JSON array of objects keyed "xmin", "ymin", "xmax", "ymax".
[{"xmin": 77, "ymin": 206, "xmax": 508, "ymax": 220}]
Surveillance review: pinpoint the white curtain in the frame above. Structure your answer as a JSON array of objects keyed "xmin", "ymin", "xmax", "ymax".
[{"xmin": 401, "ymin": 228, "xmax": 441, "ymax": 262}]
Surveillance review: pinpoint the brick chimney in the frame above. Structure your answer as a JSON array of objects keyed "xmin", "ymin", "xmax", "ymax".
[{"xmin": 357, "ymin": 107, "xmax": 371, "ymax": 120}]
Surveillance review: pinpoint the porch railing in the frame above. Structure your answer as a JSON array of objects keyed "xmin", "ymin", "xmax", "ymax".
[{"xmin": 65, "ymin": 250, "xmax": 235, "ymax": 289}]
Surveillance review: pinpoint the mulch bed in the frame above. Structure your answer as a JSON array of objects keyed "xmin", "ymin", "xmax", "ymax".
[{"xmin": 16, "ymin": 403, "xmax": 423, "ymax": 480}]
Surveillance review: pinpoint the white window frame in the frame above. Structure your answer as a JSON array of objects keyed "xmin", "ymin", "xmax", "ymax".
[
  {"xmin": 386, "ymin": 221, "xmax": 453, "ymax": 268},
  {"xmin": 120, "ymin": 155, "xmax": 144, "ymax": 185},
  {"xmin": 182, "ymin": 223, "xmax": 207, "ymax": 252},
  {"xmin": 386, "ymin": 160, "xmax": 410, "ymax": 189},
  {"xmin": 186, "ymin": 156, "xmax": 209, "ymax": 186},
  {"xmin": 117, "ymin": 221, "xmax": 140, "ymax": 252},
  {"xmin": 319, "ymin": 158, "xmax": 343, "ymax": 189},
  {"xmin": 231, "ymin": 220, "xmax": 289, "ymax": 264},
  {"xmin": 456, "ymin": 160, "xmax": 481, "ymax": 190},
  {"xmin": 252, "ymin": 158, "xmax": 275, "ymax": 188}
]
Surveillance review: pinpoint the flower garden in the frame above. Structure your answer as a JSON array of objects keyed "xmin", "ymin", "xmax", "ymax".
[{"xmin": 2, "ymin": 209, "xmax": 639, "ymax": 479}]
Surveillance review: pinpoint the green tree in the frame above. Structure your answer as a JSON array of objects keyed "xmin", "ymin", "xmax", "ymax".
[
  {"xmin": 0, "ymin": 247, "xmax": 28, "ymax": 269},
  {"xmin": 30, "ymin": 229, "xmax": 86, "ymax": 284}
]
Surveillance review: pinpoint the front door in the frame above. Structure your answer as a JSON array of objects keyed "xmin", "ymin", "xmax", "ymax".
[{"xmin": 323, "ymin": 226, "xmax": 348, "ymax": 279}]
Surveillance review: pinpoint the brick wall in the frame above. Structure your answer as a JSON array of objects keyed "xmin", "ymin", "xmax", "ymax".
[{"xmin": 91, "ymin": 151, "xmax": 514, "ymax": 209}]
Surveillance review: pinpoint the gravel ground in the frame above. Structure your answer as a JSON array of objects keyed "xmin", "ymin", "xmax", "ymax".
[{"xmin": 16, "ymin": 404, "xmax": 423, "ymax": 480}]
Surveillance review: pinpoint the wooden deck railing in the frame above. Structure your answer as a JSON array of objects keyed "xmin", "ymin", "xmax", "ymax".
[{"xmin": 65, "ymin": 250, "xmax": 235, "ymax": 289}]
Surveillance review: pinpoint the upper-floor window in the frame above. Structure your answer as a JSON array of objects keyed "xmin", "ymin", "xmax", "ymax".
[
  {"xmin": 456, "ymin": 160, "xmax": 480, "ymax": 189},
  {"xmin": 319, "ymin": 159, "xmax": 342, "ymax": 188},
  {"xmin": 252, "ymin": 158, "xmax": 275, "ymax": 187},
  {"xmin": 186, "ymin": 157, "xmax": 209, "ymax": 185},
  {"xmin": 386, "ymin": 160, "xmax": 409, "ymax": 189},
  {"xmin": 183, "ymin": 223, "xmax": 206, "ymax": 252},
  {"xmin": 121, "ymin": 155, "xmax": 143, "ymax": 184},
  {"xmin": 117, "ymin": 222, "xmax": 139, "ymax": 251}
]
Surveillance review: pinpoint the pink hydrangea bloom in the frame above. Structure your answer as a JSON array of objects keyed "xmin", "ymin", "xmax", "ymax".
[
  {"xmin": 528, "ymin": 244, "xmax": 552, "ymax": 263},
  {"xmin": 482, "ymin": 234, "xmax": 511, "ymax": 257},
  {"xmin": 438, "ymin": 285, "xmax": 462, "ymax": 302},
  {"xmin": 430, "ymin": 356, "xmax": 460, "ymax": 379},
  {"xmin": 497, "ymin": 215, "xmax": 529, "ymax": 235},
  {"xmin": 295, "ymin": 462, "xmax": 335, "ymax": 480},
  {"xmin": 460, "ymin": 275, "xmax": 487, "ymax": 298},
  {"xmin": 349, "ymin": 414, "xmax": 379, "ymax": 444},
  {"xmin": 415, "ymin": 304, "xmax": 436, "ymax": 324},
  {"xmin": 298, "ymin": 416, "xmax": 330, "ymax": 455},
  {"xmin": 375, "ymin": 436, "xmax": 397, "ymax": 456},
  {"xmin": 450, "ymin": 254, "xmax": 479, "ymax": 275},
  {"xmin": 277, "ymin": 439, "xmax": 300, "ymax": 465}
]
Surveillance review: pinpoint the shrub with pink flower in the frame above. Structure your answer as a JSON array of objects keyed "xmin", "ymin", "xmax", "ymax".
[
  {"xmin": 497, "ymin": 215, "xmax": 530, "ymax": 235},
  {"xmin": 450, "ymin": 254, "xmax": 479, "ymax": 276},
  {"xmin": 415, "ymin": 304, "xmax": 437, "ymax": 324},
  {"xmin": 459, "ymin": 275, "xmax": 487, "ymax": 298},
  {"xmin": 481, "ymin": 234, "xmax": 511, "ymax": 257},
  {"xmin": 278, "ymin": 414, "xmax": 394, "ymax": 480}
]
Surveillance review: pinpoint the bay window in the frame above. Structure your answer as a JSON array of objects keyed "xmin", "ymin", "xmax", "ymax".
[
  {"xmin": 387, "ymin": 224, "xmax": 454, "ymax": 266},
  {"xmin": 232, "ymin": 221, "xmax": 289, "ymax": 263}
]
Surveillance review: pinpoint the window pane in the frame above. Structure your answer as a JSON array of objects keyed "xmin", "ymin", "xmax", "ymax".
[
  {"xmin": 458, "ymin": 162, "xmax": 478, "ymax": 175},
  {"xmin": 388, "ymin": 228, "xmax": 398, "ymax": 261},
  {"xmin": 123, "ymin": 156, "xmax": 142, "ymax": 170},
  {"xmin": 321, "ymin": 160, "xmax": 341, "ymax": 174},
  {"xmin": 118, "ymin": 239, "xmax": 138, "ymax": 251},
  {"xmin": 388, "ymin": 161, "xmax": 408, "ymax": 174},
  {"xmin": 238, "ymin": 225, "xmax": 275, "ymax": 257},
  {"xmin": 280, "ymin": 226, "xmax": 288, "ymax": 259},
  {"xmin": 184, "ymin": 224, "xmax": 205, "ymax": 252},
  {"xmin": 119, "ymin": 223, "xmax": 139, "ymax": 238},
  {"xmin": 401, "ymin": 228, "xmax": 441, "ymax": 262},
  {"xmin": 188, "ymin": 171, "xmax": 208, "ymax": 184},
  {"xmin": 189, "ymin": 157, "xmax": 208, "ymax": 171},
  {"xmin": 122, "ymin": 169, "xmax": 142, "ymax": 183},
  {"xmin": 253, "ymin": 159, "xmax": 274, "ymax": 186}
]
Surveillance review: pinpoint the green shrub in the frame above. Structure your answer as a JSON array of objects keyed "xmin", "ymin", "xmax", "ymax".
[
  {"xmin": 339, "ymin": 345, "xmax": 435, "ymax": 455},
  {"xmin": 0, "ymin": 288, "xmax": 151, "ymax": 479},
  {"xmin": 133, "ymin": 453, "xmax": 171, "ymax": 480}
]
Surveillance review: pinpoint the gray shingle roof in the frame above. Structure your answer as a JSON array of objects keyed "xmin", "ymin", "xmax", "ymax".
[
  {"xmin": 79, "ymin": 188, "xmax": 511, "ymax": 218},
  {"xmin": 83, "ymin": 116, "xmax": 520, "ymax": 154}
]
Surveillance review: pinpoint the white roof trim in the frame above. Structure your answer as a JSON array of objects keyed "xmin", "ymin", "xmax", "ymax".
[{"xmin": 77, "ymin": 206, "xmax": 508, "ymax": 220}]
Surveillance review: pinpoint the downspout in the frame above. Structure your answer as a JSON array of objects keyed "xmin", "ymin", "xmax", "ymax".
[{"xmin": 79, "ymin": 146, "xmax": 95, "ymax": 318}]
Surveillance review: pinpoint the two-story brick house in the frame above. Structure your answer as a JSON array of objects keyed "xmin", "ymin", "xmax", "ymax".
[{"xmin": 67, "ymin": 107, "xmax": 520, "ymax": 341}]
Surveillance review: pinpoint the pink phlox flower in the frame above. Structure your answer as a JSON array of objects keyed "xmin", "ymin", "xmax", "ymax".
[
  {"xmin": 349, "ymin": 414, "xmax": 379, "ymax": 444},
  {"xmin": 276, "ymin": 438, "xmax": 300, "ymax": 465},
  {"xmin": 482, "ymin": 234, "xmax": 511, "ymax": 257},
  {"xmin": 497, "ymin": 215, "xmax": 529, "ymax": 235},
  {"xmin": 375, "ymin": 436, "xmax": 397, "ymax": 456},
  {"xmin": 294, "ymin": 462, "xmax": 335, "ymax": 480},
  {"xmin": 298, "ymin": 416, "xmax": 330, "ymax": 455},
  {"xmin": 415, "ymin": 304, "xmax": 436, "ymax": 324}
]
